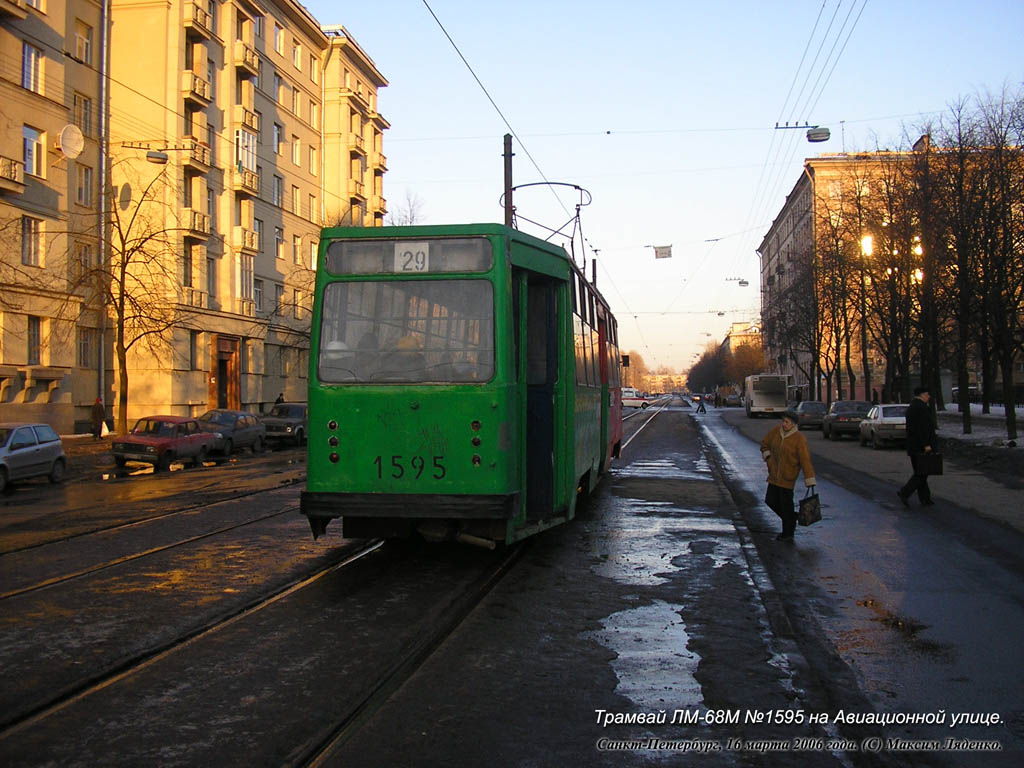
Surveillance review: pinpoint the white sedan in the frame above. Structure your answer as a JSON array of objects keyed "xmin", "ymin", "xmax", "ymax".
[{"xmin": 858, "ymin": 404, "xmax": 908, "ymax": 448}]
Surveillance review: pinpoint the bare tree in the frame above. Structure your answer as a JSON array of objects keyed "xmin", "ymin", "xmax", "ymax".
[{"xmin": 385, "ymin": 189, "xmax": 424, "ymax": 226}]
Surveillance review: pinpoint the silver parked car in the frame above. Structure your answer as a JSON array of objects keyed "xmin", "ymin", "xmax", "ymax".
[
  {"xmin": 858, "ymin": 404, "xmax": 908, "ymax": 448},
  {"xmin": 0, "ymin": 422, "xmax": 67, "ymax": 492}
]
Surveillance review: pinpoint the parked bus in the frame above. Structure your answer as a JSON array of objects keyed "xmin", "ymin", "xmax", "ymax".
[
  {"xmin": 300, "ymin": 223, "xmax": 623, "ymax": 547},
  {"xmin": 744, "ymin": 374, "xmax": 790, "ymax": 417}
]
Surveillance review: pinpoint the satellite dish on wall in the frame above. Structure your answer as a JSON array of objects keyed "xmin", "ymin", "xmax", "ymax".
[{"xmin": 56, "ymin": 124, "xmax": 85, "ymax": 159}]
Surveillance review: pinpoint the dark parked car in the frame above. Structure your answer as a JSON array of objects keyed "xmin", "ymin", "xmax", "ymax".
[
  {"xmin": 792, "ymin": 400, "xmax": 826, "ymax": 429},
  {"xmin": 821, "ymin": 400, "xmax": 873, "ymax": 440},
  {"xmin": 197, "ymin": 409, "xmax": 267, "ymax": 456},
  {"xmin": 262, "ymin": 402, "xmax": 307, "ymax": 447},
  {"xmin": 0, "ymin": 422, "xmax": 66, "ymax": 492},
  {"xmin": 112, "ymin": 416, "xmax": 216, "ymax": 471}
]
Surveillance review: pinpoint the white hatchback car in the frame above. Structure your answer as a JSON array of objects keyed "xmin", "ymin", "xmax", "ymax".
[{"xmin": 0, "ymin": 422, "xmax": 67, "ymax": 492}]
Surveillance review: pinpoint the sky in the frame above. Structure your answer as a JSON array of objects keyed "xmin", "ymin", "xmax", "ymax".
[{"xmin": 302, "ymin": 0, "xmax": 1023, "ymax": 373}]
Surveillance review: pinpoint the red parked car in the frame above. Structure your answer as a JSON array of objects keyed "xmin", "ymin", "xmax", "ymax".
[{"xmin": 111, "ymin": 415, "xmax": 218, "ymax": 471}]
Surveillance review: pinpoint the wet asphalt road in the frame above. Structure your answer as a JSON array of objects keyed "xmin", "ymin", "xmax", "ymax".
[{"xmin": 1, "ymin": 402, "xmax": 1020, "ymax": 766}]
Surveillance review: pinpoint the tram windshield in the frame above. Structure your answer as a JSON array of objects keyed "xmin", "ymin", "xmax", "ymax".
[{"xmin": 317, "ymin": 279, "xmax": 494, "ymax": 383}]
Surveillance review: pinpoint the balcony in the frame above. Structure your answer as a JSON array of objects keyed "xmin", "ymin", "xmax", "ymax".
[
  {"xmin": 236, "ymin": 297, "xmax": 256, "ymax": 317},
  {"xmin": 182, "ymin": 138, "xmax": 211, "ymax": 173},
  {"xmin": 0, "ymin": 155, "xmax": 26, "ymax": 194},
  {"xmin": 184, "ymin": 208, "xmax": 210, "ymax": 238},
  {"xmin": 182, "ymin": 70, "xmax": 211, "ymax": 106},
  {"xmin": 183, "ymin": 287, "xmax": 208, "ymax": 308},
  {"xmin": 233, "ymin": 104, "xmax": 260, "ymax": 133},
  {"xmin": 340, "ymin": 86, "xmax": 370, "ymax": 110},
  {"xmin": 184, "ymin": 2, "xmax": 212, "ymax": 40},
  {"xmin": 233, "ymin": 226, "xmax": 258, "ymax": 254},
  {"xmin": 347, "ymin": 134, "xmax": 366, "ymax": 155},
  {"xmin": 371, "ymin": 152, "xmax": 387, "ymax": 172},
  {"xmin": 0, "ymin": 0, "xmax": 28, "ymax": 19},
  {"xmin": 233, "ymin": 40, "xmax": 259, "ymax": 77},
  {"xmin": 371, "ymin": 195, "xmax": 387, "ymax": 214},
  {"xmin": 348, "ymin": 179, "xmax": 365, "ymax": 201},
  {"xmin": 232, "ymin": 167, "xmax": 259, "ymax": 197}
]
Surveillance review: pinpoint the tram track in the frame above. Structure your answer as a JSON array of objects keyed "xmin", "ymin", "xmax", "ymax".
[
  {"xmin": 0, "ymin": 465, "xmax": 304, "ymax": 557},
  {"xmin": 0, "ymin": 538, "xmax": 384, "ymax": 736},
  {"xmin": 0, "ymin": 504, "xmax": 299, "ymax": 600},
  {"xmin": 290, "ymin": 540, "xmax": 529, "ymax": 768}
]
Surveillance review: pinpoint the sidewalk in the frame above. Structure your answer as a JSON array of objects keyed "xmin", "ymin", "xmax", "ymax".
[
  {"xmin": 59, "ymin": 435, "xmax": 117, "ymax": 480},
  {"xmin": 717, "ymin": 407, "xmax": 1024, "ymax": 535}
]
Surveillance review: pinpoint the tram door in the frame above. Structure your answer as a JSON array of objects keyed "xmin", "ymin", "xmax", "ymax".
[{"xmin": 523, "ymin": 275, "xmax": 558, "ymax": 519}]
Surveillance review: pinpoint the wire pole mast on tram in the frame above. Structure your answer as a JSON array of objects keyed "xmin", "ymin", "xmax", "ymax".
[{"xmin": 503, "ymin": 133, "xmax": 514, "ymax": 228}]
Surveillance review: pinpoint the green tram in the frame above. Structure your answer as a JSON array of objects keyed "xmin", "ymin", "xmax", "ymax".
[{"xmin": 301, "ymin": 223, "xmax": 623, "ymax": 547}]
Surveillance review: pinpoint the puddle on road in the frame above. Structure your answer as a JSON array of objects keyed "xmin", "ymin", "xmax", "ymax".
[
  {"xmin": 583, "ymin": 600, "xmax": 704, "ymax": 711},
  {"xmin": 613, "ymin": 455, "xmax": 712, "ymax": 483}
]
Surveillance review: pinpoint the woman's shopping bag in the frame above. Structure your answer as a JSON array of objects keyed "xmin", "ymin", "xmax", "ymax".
[{"xmin": 798, "ymin": 488, "xmax": 821, "ymax": 526}]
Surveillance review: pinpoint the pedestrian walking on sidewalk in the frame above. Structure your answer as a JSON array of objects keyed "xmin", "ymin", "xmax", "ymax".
[
  {"xmin": 898, "ymin": 386, "xmax": 936, "ymax": 507},
  {"xmin": 90, "ymin": 397, "xmax": 105, "ymax": 440},
  {"xmin": 696, "ymin": 397, "xmax": 706, "ymax": 414},
  {"xmin": 760, "ymin": 410, "xmax": 816, "ymax": 541}
]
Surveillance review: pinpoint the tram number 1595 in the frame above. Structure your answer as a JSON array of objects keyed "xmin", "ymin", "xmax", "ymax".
[{"xmin": 374, "ymin": 455, "xmax": 446, "ymax": 480}]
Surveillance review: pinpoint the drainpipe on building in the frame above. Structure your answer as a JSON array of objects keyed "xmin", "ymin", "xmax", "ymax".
[{"xmin": 97, "ymin": 0, "xmax": 111, "ymax": 408}]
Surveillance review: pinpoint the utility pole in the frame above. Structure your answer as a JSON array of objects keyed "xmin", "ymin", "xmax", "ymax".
[{"xmin": 503, "ymin": 134, "xmax": 513, "ymax": 228}]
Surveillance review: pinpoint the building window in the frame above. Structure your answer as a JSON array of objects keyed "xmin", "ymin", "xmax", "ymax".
[
  {"xmin": 207, "ymin": 0, "xmax": 216, "ymax": 28},
  {"xmin": 207, "ymin": 188, "xmax": 217, "ymax": 230},
  {"xmin": 309, "ymin": 146, "xmax": 317, "ymax": 175},
  {"xmin": 73, "ymin": 93, "xmax": 92, "ymax": 135},
  {"xmin": 291, "ymin": 135, "xmax": 300, "ymax": 165},
  {"xmin": 208, "ymin": 57, "xmax": 216, "ymax": 101},
  {"xmin": 73, "ymin": 240, "xmax": 94, "ymax": 281},
  {"xmin": 254, "ymin": 218, "xmax": 263, "ymax": 251},
  {"xmin": 77, "ymin": 327, "xmax": 94, "ymax": 367},
  {"xmin": 190, "ymin": 330, "xmax": 200, "ymax": 370},
  {"xmin": 275, "ymin": 283, "xmax": 285, "ymax": 312},
  {"xmin": 207, "ymin": 257, "xmax": 216, "ymax": 298},
  {"xmin": 254, "ymin": 15, "xmax": 263, "ymax": 38},
  {"xmin": 292, "ymin": 43, "xmax": 301, "ymax": 69},
  {"xmin": 309, "ymin": 238, "xmax": 317, "ymax": 269},
  {"xmin": 21, "ymin": 216, "xmax": 42, "ymax": 266},
  {"xmin": 272, "ymin": 175, "xmax": 283, "ymax": 206},
  {"xmin": 254, "ymin": 279, "xmax": 263, "ymax": 312},
  {"xmin": 208, "ymin": 124, "xmax": 217, "ymax": 164},
  {"xmin": 292, "ymin": 234, "xmax": 301, "ymax": 264},
  {"xmin": 291, "ymin": 87, "xmax": 299, "ymax": 116},
  {"xmin": 76, "ymin": 163, "xmax": 93, "ymax": 207},
  {"xmin": 22, "ymin": 43, "xmax": 42, "ymax": 93},
  {"xmin": 293, "ymin": 289, "xmax": 303, "ymax": 319},
  {"xmin": 27, "ymin": 316, "xmax": 41, "ymax": 365},
  {"xmin": 309, "ymin": 100, "xmax": 318, "ymax": 127},
  {"xmin": 74, "ymin": 20, "xmax": 93, "ymax": 65},
  {"xmin": 26, "ymin": 0, "xmax": 42, "ymax": 8},
  {"xmin": 272, "ymin": 123, "xmax": 283, "ymax": 154},
  {"xmin": 235, "ymin": 129, "xmax": 258, "ymax": 172},
  {"xmin": 241, "ymin": 254, "xmax": 254, "ymax": 300},
  {"xmin": 183, "ymin": 244, "xmax": 193, "ymax": 287},
  {"xmin": 291, "ymin": 185, "xmax": 300, "ymax": 214},
  {"xmin": 23, "ymin": 126, "xmax": 43, "ymax": 177},
  {"xmin": 273, "ymin": 74, "xmax": 283, "ymax": 104},
  {"xmin": 275, "ymin": 227, "xmax": 284, "ymax": 259},
  {"xmin": 308, "ymin": 193, "xmax": 317, "ymax": 223},
  {"xmin": 274, "ymin": 24, "xmax": 284, "ymax": 54},
  {"xmin": 310, "ymin": 55, "xmax": 319, "ymax": 83}
]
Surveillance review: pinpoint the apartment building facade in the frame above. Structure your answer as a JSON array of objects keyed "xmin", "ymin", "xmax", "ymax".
[{"xmin": 0, "ymin": 0, "xmax": 387, "ymax": 432}]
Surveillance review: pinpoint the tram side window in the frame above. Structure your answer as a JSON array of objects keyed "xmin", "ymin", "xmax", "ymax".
[{"xmin": 573, "ymin": 315, "xmax": 587, "ymax": 386}]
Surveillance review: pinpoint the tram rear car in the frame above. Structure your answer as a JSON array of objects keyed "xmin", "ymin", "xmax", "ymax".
[{"xmin": 301, "ymin": 224, "xmax": 622, "ymax": 546}]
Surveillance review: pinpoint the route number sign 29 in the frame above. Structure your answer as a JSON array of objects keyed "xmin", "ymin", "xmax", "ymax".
[{"xmin": 394, "ymin": 242, "xmax": 430, "ymax": 273}]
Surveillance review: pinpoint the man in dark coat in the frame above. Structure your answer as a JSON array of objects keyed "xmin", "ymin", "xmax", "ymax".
[
  {"xmin": 898, "ymin": 385, "xmax": 936, "ymax": 507},
  {"xmin": 90, "ymin": 397, "xmax": 105, "ymax": 440}
]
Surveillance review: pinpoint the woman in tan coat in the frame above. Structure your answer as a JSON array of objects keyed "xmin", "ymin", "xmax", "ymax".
[{"xmin": 760, "ymin": 410, "xmax": 816, "ymax": 541}]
